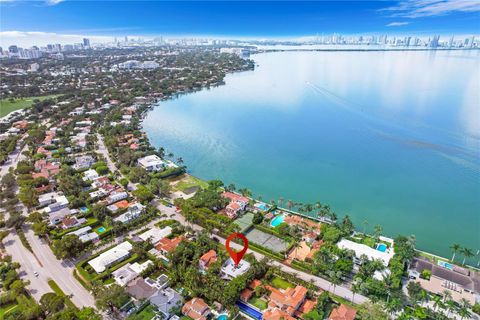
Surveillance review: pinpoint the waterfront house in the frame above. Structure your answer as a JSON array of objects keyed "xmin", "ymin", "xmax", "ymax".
[
  {"xmin": 337, "ymin": 239, "xmax": 393, "ymax": 267},
  {"xmin": 137, "ymin": 155, "xmax": 167, "ymax": 172},
  {"xmin": 222, "ymin": 192, "xmax": 249, "ymax": 219},
  {"xmin": 182, "ymin": 298, "xmax": 211, "ymax": 320},
  {"xmin": 199, "ymin": 249, "xmax": 217, "ymax": 272},
  {"xmin": 408, "ymin": 257, "xmax": 478, "ymax": 305}
]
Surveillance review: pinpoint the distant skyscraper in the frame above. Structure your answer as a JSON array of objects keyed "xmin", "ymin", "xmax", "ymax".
[
  {"xmin": 449, "ymin": 36, "xmax": 454, "ymax": 48},
  {"xmin": 405, "ymin": 37, "xmax": 411, "ymax": 47},
  {"xmin": 124, "ymin": 36, "xmax": 128, "ymax": 42},
  {"xmin": 470, "ymin": 36, "xmax": 475, "ymax": 48},
  {"xmin": 83, "ymin": 38, "xmax": 90, "ymax": 48},
  {"xmin": 8, "ymin": 45, "xmax": 18, "ymax": 53}
]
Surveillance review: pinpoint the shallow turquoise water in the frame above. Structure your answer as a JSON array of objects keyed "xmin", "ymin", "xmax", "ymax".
[{"xmin": 143, "ymin": 50, "xmax": 480, "ymax": 260}]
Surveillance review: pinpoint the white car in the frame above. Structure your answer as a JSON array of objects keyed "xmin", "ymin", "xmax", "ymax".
[{"xmin": 33, "ymin": 271, "xmax": 39, "ymax": 277}]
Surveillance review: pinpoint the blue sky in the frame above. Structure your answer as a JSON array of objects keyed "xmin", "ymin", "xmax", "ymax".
[{"xmin": 1, "ymin": 1, "xmax": 479, "ymax": 46}]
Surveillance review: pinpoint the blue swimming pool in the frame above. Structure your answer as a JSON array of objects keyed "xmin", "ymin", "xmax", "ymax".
[
  {"xmin": 376, "ymin": 243, "xmax": 387, "ymax": 252},
  {"xmin": 270, "ymin": 214, "xmax": 285, "ymax": 227},
  {"xmin": 255, "ymin": 203, "xmax": 268, "ymax": 211},
  {"xmin": 217, "ymin": 314, "xmax": 228, "ymax": 320},
  {"xmin": 438, "ymin": 260, "xmax": 454, "ymax": 270},
  {"xmin": 79, "ymin": 206, "xmax": 89, "ymax": 213},
  {"xmin": 97, "ymin": 227, "xmax": 106, "ymax": 233},
  {"xmin": 236, "ymin": 301, "xmax": 262, "ymax": 320}
]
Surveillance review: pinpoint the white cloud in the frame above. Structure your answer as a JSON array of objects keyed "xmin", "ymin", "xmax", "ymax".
[
  {"xmin": 0, "ymin": 31, "xmax": 112, "ymax": 47},
  {"xmin": 386, "ymin": 22, "xmax": 410, "ymax": 27},
  {"xmin": 381, "ymin": 0, "xmax": 480, "ymax": 18},
  {"xmin": 45, "ymin": 0, "xmax": 64, "ymax": 5}
]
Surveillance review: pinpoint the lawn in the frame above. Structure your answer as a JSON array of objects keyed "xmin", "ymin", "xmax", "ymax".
[
  {"xmin": 271, "ymin": 277, "xmax": 294, "ymax": 290},
  {"xmin": 0, "ymin": 94, "xmax": 60, "ymax": 117},
  {"xmin": 172, "ymin": 174, "xmax": 208, "ymax": 192},
  {"xmin": 0, "ymin": 303, "xmax": 18, "ymax": 318},
  {"xmin": 128, "ymin": 304, "xmax": 158, "ymax": 320},
  {"xmin": 48, "ymin": 279, "xmax": 77, "ymax": 309},
  {"xmin": 249, "ymin": 296, "xmax": 268, "ymax": 310}
]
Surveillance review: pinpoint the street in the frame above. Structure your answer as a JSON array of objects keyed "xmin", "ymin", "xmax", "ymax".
[{"xmin": 153, "ymin": 201, "xmax": 369, "ymax": 305}]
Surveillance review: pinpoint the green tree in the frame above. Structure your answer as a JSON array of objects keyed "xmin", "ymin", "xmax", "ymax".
[
  {"xmin": 94, "ymin": 284, "xmax": 130, "ymax": 312},
  {"xmin": 252, "ymin": 212, "xmax": 263, "ymax": 224},
  {"xmin": 450, "ymin": 243, "xmax": 461, "ymax": 262},
  {"xmin": 461, "ymin": 247, "xmax": 474, "ymax": 265},
  {"xmin": 52, "ymin": 234, "xmax": 84, "ymax": 259},
  {"xmin": 40, "ymin": 292, "xmax": 65, "ymax": 315},
  {"xmin": 133, "ymin": 185, "xmax": 154, "ymax": 203}
]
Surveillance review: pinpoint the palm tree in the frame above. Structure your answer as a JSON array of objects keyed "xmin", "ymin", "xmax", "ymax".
[
  {"xmin": 362, "ymin": 219, "xmax": 368, "ymax": 234},
  {"xmin": 458, "ymin": 306, "xmax": 471, "ymax": 320},
  {"xmin": 461, "ymin": 248, "xmax": 474, "ymax": 265},
  {"xmin": 432, "ymin": 295, "xmax": 443, "ymax": 312},
  {"xmin": 157, "ymin": 147, "xmax": 165, "ymax": 158},
  {"xmin": 442, "ymin": 289, "xmax": 452, "ymax": 303},
  {"xmin": 386, "ymin": 298, "xmax": 402, "ymax": 317},
  {"xmin": 286, "ymin": 200, "xmax": 293, "ymax": 210},
  {"xmin": 374, "ymin": 225, "xmax": 383, "ymax": 240},
  {"xmin": 328, "ymin": 270, "xmax": 342, "ymax": 294},
  {"xmin": 176, "ymin": 157, "xmax": 184, "ymax": 165},
  {"xmin": 445, "ymin": 299, "xmax": 456, "ymax": 318},
  {"xmin": 278, "ymin": 197, "xmax": 284, "ymax": 208},
  {"xmin": 450, "ymin": 243, "xmax": 461, "ymax": 262}
]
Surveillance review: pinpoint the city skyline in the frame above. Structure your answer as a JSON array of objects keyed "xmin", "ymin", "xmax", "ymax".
[{"xmin": 1, "ymin": 0, "xmax": 480, "ymax": 47}]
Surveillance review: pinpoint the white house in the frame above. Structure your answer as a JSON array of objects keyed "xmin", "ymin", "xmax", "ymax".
[
  {"xmin": 88, "ymin": 241, "xmax": 133, "ymax": 273},
  {"xmin": 113, "ymin": 203, "xmax": 145, "ymax": 224},
  {"xmin": 337, "ymin": 239, "xmax": 394, "ymax": 267},
  {"xmin": 221, "ymin": 258, "xmax": 251, "ymax": 280},
  {"xmin": 83, "ymin": 169, "xmax": 99, "ymax": 181},
  {"xmin": 106, "ymin": 191, "xmax": 128, "ymax": 204},
  {"xmin": 137, "ymin": 155, "xmax": 165, "ymax": 172},
  {"xmin": 138, "ymin": 226, "xmax": 172, "ymax": 244}
]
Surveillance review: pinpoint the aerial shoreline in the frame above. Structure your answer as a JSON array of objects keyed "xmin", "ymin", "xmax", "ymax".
[{"xmin": 138, "ymin": 60, "xmax": 479, "ymax": 270}]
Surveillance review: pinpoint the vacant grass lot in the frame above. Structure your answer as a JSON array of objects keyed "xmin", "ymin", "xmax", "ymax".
[{"xmin": 0, "ymin": 94, "xmax": 59, "ymax": 117}]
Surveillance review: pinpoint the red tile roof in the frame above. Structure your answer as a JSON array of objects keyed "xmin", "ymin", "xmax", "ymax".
[
  {"xmin": 199, "ymin": 250, "xmax": 217, "ymax": 270},
  {"xmin": 329, "ymin": 304, "xmax": 357, "ymax": 320},
  {"xmin": 155, "ymin": 236, "xmax": 184, "ymax": 253}
]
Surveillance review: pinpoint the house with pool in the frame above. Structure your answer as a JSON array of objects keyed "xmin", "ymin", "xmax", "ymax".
[
  {"xmin": 222, "ymin": 192, "xmax": 249, "ymax": 219},
  {"xmin": 337, "ymin": 238, "xmax": 394, "ymax": 278}
]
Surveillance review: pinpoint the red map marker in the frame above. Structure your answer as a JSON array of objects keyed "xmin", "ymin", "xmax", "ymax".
[{"xmin": 225, "ymin": 233, "xmax": 249, "ymax": 266}]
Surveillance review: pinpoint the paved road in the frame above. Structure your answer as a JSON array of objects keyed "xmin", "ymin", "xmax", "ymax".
[
  {"xmin": 96, "ymin": 133, "xmax": 118, "ymax": 173},
  {"xmin": 3, "ymin": 226, "xmax": 95, "ymax": 308},
  {"xmin": 0, "ymin": 141, "xmax": 26, "ymax": 179},
  {"xmin": 153, "ymin": 201, "xmax": 369, "ymax": 305}
]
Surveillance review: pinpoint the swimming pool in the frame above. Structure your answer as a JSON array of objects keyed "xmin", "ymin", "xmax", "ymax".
[
  {"xmin": 97, "ymin": 227, "xmax": 106, "ymax": 233},
  {"xmin": 79, "ymin": 206, "xmax": 89, "ymax": 213},
  {"xmin": 376, "ymin": 243, "xmax": 387, "ymax": 252},
  {"xmin": 255, "ymin": 203, "xmax": 268, "ymax": 211},
  {"xmin": 438, "ymin": 260, "xmax": 453, "ymax": 270},
  {"xmin": 217, "ymin": 314, "xmax": 228, "ymax": 320},
  {"xmin": 270, "ymin": 214, "xmax": 285, "ymax": 227}
]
